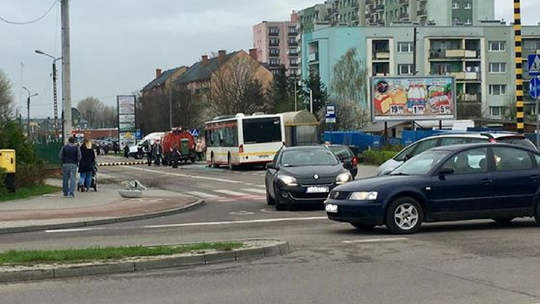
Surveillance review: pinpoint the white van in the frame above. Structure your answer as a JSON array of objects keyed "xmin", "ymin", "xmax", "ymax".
[{"xmin": 128, "ymin": 132, "xmax": 164, "ymax": 158}]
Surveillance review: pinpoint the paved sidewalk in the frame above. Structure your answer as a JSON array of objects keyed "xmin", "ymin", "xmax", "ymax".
[{"xmin": 0, "ymin": 177, "xmax": 202, "ymax": 234}]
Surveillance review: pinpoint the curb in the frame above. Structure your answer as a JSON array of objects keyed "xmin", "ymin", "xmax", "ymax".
[
  {"xmin": 0, "ymin": 239, "xmax": 291, "ymax": 283},
  {"xmin": 0, "ymin": 199, "xmax": 205, "ymax": 235},
  {"xmin": 98, "ymin": 161, "xmax": 146, "ymax": 166}
]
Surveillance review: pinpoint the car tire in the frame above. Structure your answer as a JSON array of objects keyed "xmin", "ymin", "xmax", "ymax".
[
  {"xmin": 492, "ymin": 218, "xmax": 515, "ymax": 225},
  {"xmin": 385, "ymin": 197, "xmax": 423, "ymax": 235},
  {"xmin": 266, "ymin": 190, "xmax": 275, "ymax": 206},
  {"xmin": 274, "ymin": 191, "xmax": 287, "ymax": 211},
  {"xmin": 228, "ymin": 155, "xmax": 236, "ymax": 170},
  {"xmin": 350, "ymin": 223, "xmax": 375, "ymax": 230},
  {"xmin": 211, "ymin": 154, "xmax": 218, "ymax": 168}
]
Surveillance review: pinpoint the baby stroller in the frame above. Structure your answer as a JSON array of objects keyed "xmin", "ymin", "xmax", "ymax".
[{"xmin": 90, "ymin": 163, "xmax": 98, "ymax": 191}]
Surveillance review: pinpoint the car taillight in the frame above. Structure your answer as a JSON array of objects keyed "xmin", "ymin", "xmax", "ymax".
[
  {"xmin": 489, "ymin": 138, "xmax": 496, "ymax": 143},
  {"xmin": 352, "ymin": 157, "xmax": 358, "ymax": 167},
  {"xmin": 239, "ymin": 144, "xmax": 244, "ymax": 153}
]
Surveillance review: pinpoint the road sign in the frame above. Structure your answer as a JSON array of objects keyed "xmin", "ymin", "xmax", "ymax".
[
  {"xmin": 190, "ymin": 129, "xmax": 200, "ymax": 137},
  {"xmin": 528, "ymin": 54, "xmax": 540, "ymax": 76},
  {"xmin": 325, "ymin": 104, "xmax": 336, "ymax": 124},
  {"xmin": 135, "ymin": 130, "xmax": 142, "ymax": 140},
  {"xmin": 530, "ymin": 77, "xmax": 540, "ymax": 99}
]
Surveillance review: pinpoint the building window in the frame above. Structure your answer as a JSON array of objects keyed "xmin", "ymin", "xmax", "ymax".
[
  {"xmin": 397, "ymin": 42, "xmax": 414, "ymax": 53},
  {"xmin": 465, "ymin": 18, "xmax": 471, "ymax": 24},
  {"xmin": 269, "ymin": 27, "xmax": 280, "ymax": 35},
  {"xmin": 452, "ymin": 2, "xmax": 459, "ymax": 9},
  {"xmin": 464, "ymin": 2, "xmax": 472, "ymax": 9},
  {"xmin": 489, "ymin": 106, "xmax": 505, "ymax": 117},
  {"xmin": 489, "ymin": 63, "xmax": 507, "ymax": 74},
  {"xmin": 269, "ymin": 58, "xmax": 281, "ymax": 66},
  {"xmin": 269, "ymin": 38, "xmax": 280, "ymax": 46},
  {"xmin": 489, "ymin": 41, "xmax": 506, "ymax": 52},
  {"xmin": 489, "ymin": 85, "xmax": 507, "ymax": 95},
  {"xmin": 398, "ymin": 64, "xmax": 413, "ymax": 75},
  {"xmin": 269, "ymin": 48, "xmax": 280, "ymax": 56}
]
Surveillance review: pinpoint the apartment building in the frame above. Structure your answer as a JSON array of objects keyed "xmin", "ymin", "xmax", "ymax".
[
  {"xmin": 301, "ymin": 23, "xmax": 540, "ymax": 120},
  {"xmin": 253, "ymin": 13, "xmax": 299, "ymax": 75}
]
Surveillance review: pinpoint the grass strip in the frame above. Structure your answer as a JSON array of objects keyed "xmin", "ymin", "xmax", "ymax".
[
  {"xmin": 0, "ymin": 242, "xmax": 243, "ymax": 265},
  {"xmin": 0, "ymin": 185, "xmax": 62, "ymax": 202}
]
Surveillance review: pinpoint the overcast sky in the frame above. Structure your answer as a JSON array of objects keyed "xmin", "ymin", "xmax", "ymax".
[{"xmin": 1, "ymin": 0, "xmax": 539, "ymax": 118}]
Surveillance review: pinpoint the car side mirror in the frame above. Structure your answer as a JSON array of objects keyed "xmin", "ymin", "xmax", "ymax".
[
  {"xmin": 438, "ymin": 167, "xmax": 454, "ymax": 176},
  {"xmin": 267, "ymin": 163, "xmax": 277, "ymax": 170},
  {"xmin": 343, "ymin": 160, "xmax": 353, "ymax": 169}
]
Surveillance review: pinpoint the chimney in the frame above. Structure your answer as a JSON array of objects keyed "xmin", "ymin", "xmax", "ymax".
[
  {"xmin": 249, "ymin": 48, "xmax": 258, "ymax": 61},
  {"xmin": 155, "ymin": 68, "xmax": 162, "ymax": 78},
  {"xmin": 201, "ymin": 55, "xmax": 209, "ymax": 66},
  {"xmin": 218, "ymin": 50, "xmax": 226, "ymax": 65}
]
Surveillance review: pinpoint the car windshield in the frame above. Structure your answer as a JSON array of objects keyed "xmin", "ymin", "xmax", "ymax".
[
  {"xmin": 391, "ymin": 150, "xmax": 448, "ymax": 175},
  {"xmin": 281, "ymin": 149, "xmax": 339, "ymax": 166}
]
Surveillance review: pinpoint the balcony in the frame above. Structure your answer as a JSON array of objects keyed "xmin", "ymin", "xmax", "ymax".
[
  {"xmin": 288, "ymin": 51, "xmax": 299, "ymax": 57},
  {"xmin": 459, "ymin": 94, "xmax": 481, "ymax": 102},
  {"xmin": 288, "ymin": 41, "xmax": 299, "ymax": 47},
  {"xmin": 269, "ymin": 52, "xmax": 280, "ymax": 58},
  {"xmin": 290, "ymin": 62, "xmax": 299, "ymax": 67},
  {"xmin": 417, "ymin": 8, "xmax": 427, "ymax": 17},
  {"xmin": 268, "ymin": 31, "xmax": 279, "ymax": 37},
  {"xmin": 269, "ymin": 41, "xmax": 280, "ymax": 47},
  {"xmin": 288, "ymin": 30, "xmax": 298, "ymax": 37},
  {"xmin": 374, "ymin": 51, "xmax": 390, "ymax": 60},
  {"xmin": 434, "ymin": 71, "xmax": 481, "ymax": 80},
  {"xmin": 400, "ymin": 0, "xmax": 409, "ymax": 5},
  {"xmin": 430, "ymin": 49, "xmax": 480, "ymax": 59}
]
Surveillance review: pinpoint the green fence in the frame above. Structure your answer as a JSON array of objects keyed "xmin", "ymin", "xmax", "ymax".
[{"xmin": 35, "ymin": 140, "xmax": 63, "ymax": 168}]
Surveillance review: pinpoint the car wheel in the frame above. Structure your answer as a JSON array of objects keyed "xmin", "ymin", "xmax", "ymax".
[
  {"xmin": 385, "ymin": 197, "xmax": 423, "ymax": 234},
  {"xmin": 492, "ymin": 218, "xmax": 515, "ymax": 225},
  {"xmin": 228, "ymin": 155, "xmax": 235, "ymax": 170},
  {"xmin": 211, "ymin": 154, "xmax": 218, "ymax": 168},
  {"xmin": 350, "ymin": 223, "xmax": 375, "ymax": 230},
  {"xmin": 274, "ymin": 191, "xmax": 287, "ymax": 211},
  {"xmin": 266, "ymin": 190, "xmax": 275, "ymax": 206}
]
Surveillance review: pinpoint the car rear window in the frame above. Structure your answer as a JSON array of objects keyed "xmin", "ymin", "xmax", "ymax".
[
  {"xmin": 329, "ymin": 146, "xmax": 353, "ymax": 159},
  {"xmin": 496, "ymin": 137, "xmax": 537, "ymax": 149}
]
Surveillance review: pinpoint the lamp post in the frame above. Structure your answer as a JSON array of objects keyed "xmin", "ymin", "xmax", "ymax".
[
  {"xmin": 22, "ymin": 86, "xmax": 38, "ymax": 139},
  {"xmin": 35, "ymin": 50, "xmax": 62, "ymax": 139}
]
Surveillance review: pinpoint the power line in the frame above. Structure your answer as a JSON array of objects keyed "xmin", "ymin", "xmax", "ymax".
[{"xmin": 0, "ymin": 0, "xmax": 59, "ymax": 25}]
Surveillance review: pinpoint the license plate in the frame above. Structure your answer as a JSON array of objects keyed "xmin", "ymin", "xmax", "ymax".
[
  {"xmin": 258, "ymin": 155, "xmax": 269, "ymax": 158},
  {"xmin": 325, "ymin": 204, "xmax": 338, "ymax": 213},
  {"xmin": 306, "ymin": 186, "xmax": 329, "ymax": 193}
]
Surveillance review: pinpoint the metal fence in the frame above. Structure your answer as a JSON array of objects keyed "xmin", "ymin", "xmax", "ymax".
[{"xmin": 35, "ymin": 140, "xmax": 63, "ymax": 168}]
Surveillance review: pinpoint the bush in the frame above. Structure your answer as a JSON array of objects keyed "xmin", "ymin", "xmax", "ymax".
[
  {"xmin": 0, "ymin": 168, "xmax": 7, "ymax": 196},
  {"xmin": 361, "ymin": 150, "xmax": 397, "ymax": 166},
  {"xmin": 15, "ymin": 164, "xmax": 49, "ymax": 188}
]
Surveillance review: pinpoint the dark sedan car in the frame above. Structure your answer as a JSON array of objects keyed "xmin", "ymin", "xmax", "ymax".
[
  {"xmin": 327, "ymin": 145, "xmax": 358, "ymax": 178},
  {"xmin": 266, "ymin": 146, "xmax": 353, "ymax": 211},
  {"xmin": 325, "ymin": 143, "xmax": 540, "ymax": 234}
]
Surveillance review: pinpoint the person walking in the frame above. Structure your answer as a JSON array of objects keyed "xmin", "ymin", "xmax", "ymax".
[
  {"xmin": 123, "ymin": 142, "xmax": 130, "ymax": 158},
  {"xmin": 195, "ymin": 139, "xmax": 203, "ymax": 161},
  {"xmin": 153, "ymin": 140, "xmax": 162, "ymax": 167},
  {"xmin": 95, "ymin": 141, "xmax": 101, "ymax": 156},
  {"xmin": 172, "ymin": 143, "xmax": 180, "ymax": 168},
  {"xmin": 145, "ymin": 141, "xmax": 153, "ymax": 166},
  {"xmin": 58, "ymin": 137, "xmax": 82, "ymax": 198},
  {"xmin": 78, "ymin": 138, "xmax": 96, "ymax": 192}
]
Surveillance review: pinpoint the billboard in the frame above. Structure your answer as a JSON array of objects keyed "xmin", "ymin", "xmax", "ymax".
[
  {"xmin": 371, "ymin": 76, "xmax": 456, "ymax": 121},
  {"xmin": 117, "ymin": 95, "xmax": 137, "ymax": 145}
]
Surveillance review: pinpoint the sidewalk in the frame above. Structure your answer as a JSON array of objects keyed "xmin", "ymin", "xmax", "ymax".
[{"xmin": 0, "ymin": 176, "xmax": 202, "ymax": 234}]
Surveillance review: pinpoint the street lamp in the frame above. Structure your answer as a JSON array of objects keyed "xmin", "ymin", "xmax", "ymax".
[
  {"xmin": 22, "ymin": 86, "xmax": 38, "ymax": 138},
  {"xmin": 35, "ymin": 50, "xmax": 62, "ymax": 139}
]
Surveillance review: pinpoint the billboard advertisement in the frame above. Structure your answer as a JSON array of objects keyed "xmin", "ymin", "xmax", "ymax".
[
  {"xmin": 371, "ymin": 76, "xmax": 456, "ymax": 121},
  {"xmin": 117, "ymin": 95, "xmax": 137, "ymax": 145}
]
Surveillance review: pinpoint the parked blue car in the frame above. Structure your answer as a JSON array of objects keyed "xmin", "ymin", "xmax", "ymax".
[{"xmin": 325, "ymin": 143, "xmax": 540, "ymax": 234}]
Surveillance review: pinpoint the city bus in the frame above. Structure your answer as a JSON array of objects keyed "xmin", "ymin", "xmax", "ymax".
[{"xmin": 205, "ymin": 113, "xmax": 285, "ymax": 169}]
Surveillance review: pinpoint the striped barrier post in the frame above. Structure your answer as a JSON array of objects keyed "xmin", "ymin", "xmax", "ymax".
[{"xmin": 514, "ymin": 0, "xmax": 524, "ymax": 133}]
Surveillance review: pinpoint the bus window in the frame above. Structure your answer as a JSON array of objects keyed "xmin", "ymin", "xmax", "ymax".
[{"xmin": 243, "ymin": 117, "xmax": 282, "ymax": 144}]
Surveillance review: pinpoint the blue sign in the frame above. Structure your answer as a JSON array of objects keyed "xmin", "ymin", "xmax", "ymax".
[
  {"xmin": 190, "ymin": 129, "xmax": 200, "ymax": 137},
  {"xmin": 530, "ymin": 76, "xmax": 540, "ymax": 99},
  {"xmin": 135, "ymin": 130, "xmax": 143, "ymax": 139},
  {"xmin": 325, "ymin": 104, "xmax": 337, "ymax": 124},
  {"xmin": 528, "ymin": 54, "xmax": 540, "ymax": 76}
]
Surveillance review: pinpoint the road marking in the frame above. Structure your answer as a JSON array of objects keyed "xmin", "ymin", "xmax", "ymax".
[
  {"xmin": 228, "ymin": 211, "xmax": 255, "ymax": 215},
  {"xmin": 45, "ymin": 216, "xmax": 328, "ymax": 233},
  {"xmin": 185, "ymin": 191, "xmax": 219, "ymax": 198},
  {"xmin": 241, "ymin": 188, "xmax": 266, "ymax": 194},
  {"xmin": 214, "ymin": 190, "xmax": 249, "ymax": 196},
  {"xmin": 342, "ymin": 238, "xmax": 408, "ymax": 244},
  {"xmin": 123, "ymin": 166, "xmax": 242, "ymax": 184}
]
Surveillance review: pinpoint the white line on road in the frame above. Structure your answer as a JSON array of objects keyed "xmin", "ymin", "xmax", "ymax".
[
  {"xmin": 213, "ymin": 190, "xmax": 250, "ymax": 196},
  {"xmin": 241, "ymin": 188, "xmax": 266, "ymax": 194},
  {"xmin": 342, "ymin": 238, "xmax": 408, "ymax": 244},
  {"xmin": 45, "ymin": 216, "xmax": 328, "ymax": 233},
  {"xmin": 185, "ymin": 191, "xmax": 219, "ymax": 198},
  {"xmin": 123, "ymin": 166, "xmax": 243, "ymax": 184}
]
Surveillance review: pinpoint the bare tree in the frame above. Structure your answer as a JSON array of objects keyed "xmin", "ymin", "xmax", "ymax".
[
  {"xmin": 0, "ymin": 69, "xmax": 14, "ymax": 124},
  {"xmin": 207, "ymin": 56, "xmax": 268, "ymax": 116}
]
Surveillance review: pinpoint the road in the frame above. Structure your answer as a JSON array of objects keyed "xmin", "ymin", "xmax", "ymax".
[{"xmin": 0, "ymin": 162, "xmax": 539, "ymax": 304}]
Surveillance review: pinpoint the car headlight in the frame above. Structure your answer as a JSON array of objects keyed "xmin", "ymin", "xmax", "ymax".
[
  {"xmin": 277, "ymin": 175, "xmax": 298, "ymax": 187},
  {"xmin": 349, "ymin": 191, "xmax": 378, "ymax": 200},
  {"xmin": 336, "ymin": 172, "xmax": 352, "ymax": 185}
]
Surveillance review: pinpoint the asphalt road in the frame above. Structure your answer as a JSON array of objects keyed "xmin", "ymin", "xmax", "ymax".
[{"xmin": 0, "ymin": 162, "xmax": 539, "ymax": 304}]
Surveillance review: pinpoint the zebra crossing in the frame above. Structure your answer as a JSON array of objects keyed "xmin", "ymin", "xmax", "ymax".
[{"xmin": 184, "ymin": 188, "xmax": 267, "ymax": 202}]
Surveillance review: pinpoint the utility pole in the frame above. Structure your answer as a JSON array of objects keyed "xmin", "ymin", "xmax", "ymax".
[
  {"xmin": 412, "ymin": 27, "xmax": 417, "ymax": 75},
  {"xmin": 61, "ymin": 0, "xmax": 72, "ymax": 142},
  {"xmin": 22, "ymin": 87, "xmax": 38, "ymax": 140},
  {"xmin": 514, "ymin": 0, "xmax": 524, "ymax": 133}
]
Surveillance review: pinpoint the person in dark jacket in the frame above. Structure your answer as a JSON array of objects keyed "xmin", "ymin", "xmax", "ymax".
[
  {"xmin": 123, "ymin": 142, "xmax": 130, "ymax": 158},
  {"xmin": 59, "ymin": 137, "xmax": 82, "ymax": 198},
  {"xmin": 78, "ymin": 138, "xmax": 96, "ymax": 192},
  {"xmin": 172, "ymin": 143, "xmax": 180, "ymax": 168},
  {"xmin": 145, "ymin": 141, "xmax": 153, "ymax": 166},
  {"xmin": 152, "ymin": 141, "xmax": 162, "ymax": 167}
]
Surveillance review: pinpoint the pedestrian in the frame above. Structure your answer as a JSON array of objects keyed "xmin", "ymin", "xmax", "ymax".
[
  {"xmin": 172, "ymin": 143, "xmax": 180, "ymax": 168},
  {"xmin": 58, "ymin": 136, "xmax": 82, "ymax": 198},
  {"xmin": 153, "ymin": 140, "xmax": 162, "ymax": 167},
  {"xmin": 113, "ymin": 141, "xmax": 119, "ymax": 155},
  {"xmin": 103, "ymin": 142, "xmax": 110, "ymax": 155},
  {"xmin": 195, "ymin": 139, "xmax": 203, "ymax": 161},
  {"xmin": 123, "ymin": 142, "xmax": 130, "ymax": 158},
  {"xmin": 95, "ymin": 141, "xmax": 101, "ymax": 156},
  {"xmin": 78, "ymin": 138, "xmax": 96, "ymax": 192},
  {"xmin": 145, "ymin": 140, "xmax": 153, "ymax": 166}
]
